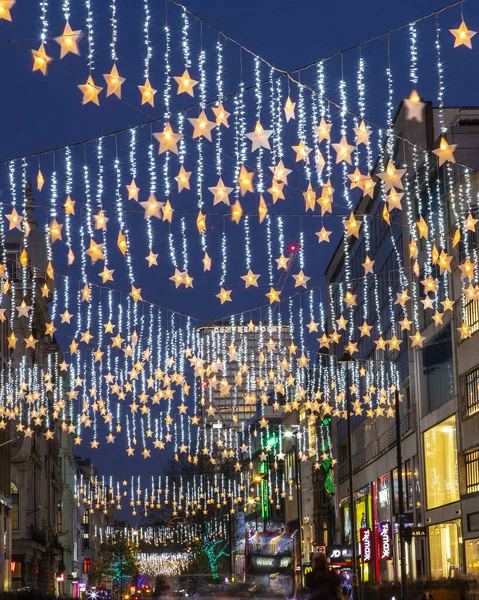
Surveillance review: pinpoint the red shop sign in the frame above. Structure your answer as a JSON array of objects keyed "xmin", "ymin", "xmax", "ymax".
[
  {"xmin": 360, "ymin": 528, "xmax": 373, "ymax": 563},
  {"xmin": 378, "ymin": 521, "xmax": 393, "ymax": 560}
]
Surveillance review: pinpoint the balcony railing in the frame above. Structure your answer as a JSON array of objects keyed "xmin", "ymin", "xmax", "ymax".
[{"xmin": 338, "ymin": 409, "xmax": 413, "ymax": 483}]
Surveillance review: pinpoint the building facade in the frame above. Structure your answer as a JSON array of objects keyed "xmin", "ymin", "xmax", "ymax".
[{"xmin": 326, "ymin": 102, "xmax": 479, "ymax": 584}]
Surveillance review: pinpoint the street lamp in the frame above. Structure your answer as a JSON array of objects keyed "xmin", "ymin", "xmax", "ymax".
[{"xmin": 338, "ymin": 352, "xmax": 359, "ymax": 600}]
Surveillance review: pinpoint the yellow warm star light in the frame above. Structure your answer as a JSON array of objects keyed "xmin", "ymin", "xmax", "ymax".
[
  {"xmin": 117, "ymin": 231, "xmax": 127, "ymax": 255},
  {"xmin": 188, "ymin": 110, "xmax": 216, "ymax": 141},
  {"xmin": 196, "ymin": 211, "xmax": 206, "ymax": 234},
  {"xmin": 212, "ymin": 103, "xmax": 230, "ymax": 127},
  {"xmin": 216, "ymin": 288, "xmax": 232, "ymax": 304},
  {"xmin": 266, "ymin": 287, "xmax": 281, "ymax": 304},
  {"xmin": 238, "ymin": 165, "xmax": 254, "ymax": 196},
  {"xmin": 432, "ymin": 137, "xmax": 457, "ymax": 166},
  {"xmin": 231, "ymin": 200, "xmax": 243, "ymax": 224},
  {"xmin": 284, "ymin": 96, "xmax": 296, "ymax": 121},
  {"xmin": 175, "ymin": 166, "xmax": 191, "ymax": 192},
  {"xmin": 344, "ymin": 212, "xmax": 361, "ymax": 238},
  {"xmin": 49, "ymin": 218, "xmax": 63, "ymax": 242},
  {"xmin": 78, "ymin": 75, "xmax": 103, "ymax": 106},
  {"xmin": 104, "ymin": 63, "xmax": 126, "ymax": 99},
  {"xmin": 174, "ymin": 69, "xmax": 198, "ymax": 96},
  {"xmin": 85, "ymin": 239, "xmax": 105, "ymax": 264},
  {"xmin": 450, "ymin": 20, "xmax": 476, "ymax": 49},
  {"xmin": 32, "ymin": 44, "xmax": 53, "ymax": 75},
  {"xmin": 19, "ymin": 249, "xmax": 28, "ymax": 267},
  {"xmin": 0, "ymin": 0, "xmax": 15, "ymax": 21},
  {"xmin": 138, "ymin": 78, "xmax": 157, "ymax": 106},
  {"xmin": 55, "ymin": 23, "xmax": 83, "ymax": 58},
  {"xmin": 153, "ymin": 123, "xmax": 183, "ymax": 155},
  {"xmin": 37, "ymin": 169, "xmax": 45, "ymax": 191}
]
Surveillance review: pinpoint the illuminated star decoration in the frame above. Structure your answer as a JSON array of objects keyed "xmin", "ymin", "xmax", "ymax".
[
  {"xmin": 332, "ymin": 136, "xmax": 355, "ymax": 164},
  {"xmin": 138, "ymin": 78, "xmax": 157, "ymax": 106},
  {"xmin": 54, "ymin": 23, "xmax": 84, "ymax": 58},
  {"xmin": 32, "ymin": 44, "xmax": 53, "ymax": 75},
  {"xmin": 174, "ymin": 70, "xmax": 198, "ymax": 96},
  {"xmin": 450, "ymin": 20, "xmax": 476, "ymax": 49},
  {"xmin": 188, "ymin": 110, "xmax": 217, "ymax": 141},
  {"xmin": 432, "ymin": 137, "xmax": 457, "ymax": 166},
  {"xmin": 78, "ymin": 76, "xmax": 103, "ymax": 106},
  {"xmin": 246, "ymin": 121, "xmax": 273, "ymax": 152},
  {"xmin": 208, "ymin": 178, "xmax": 233, "ymax": 206},
  {"xmin": 403, "ymin": 90, "xmax": 425, "ymax": 122},
  {"xmin": 104, "ymin": 63, "xmax": 126, "ymax": 99},
  {"xmin": 153, "ymin": 123, "xmax": 183, "ymax": 155}
]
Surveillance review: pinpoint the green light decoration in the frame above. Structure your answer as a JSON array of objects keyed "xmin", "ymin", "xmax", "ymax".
[
  {"xmin": 266, "ymin": 434, "xmax": 278, "ymax": 448},
  {"xmin": 201, "ymin": 539, "xmax": 230, "ymax": 580}
]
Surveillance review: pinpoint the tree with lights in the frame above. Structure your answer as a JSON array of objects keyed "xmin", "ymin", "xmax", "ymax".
[{"xmin": 91, "ymin": 537, "xmax": 139, "ymax": 596}]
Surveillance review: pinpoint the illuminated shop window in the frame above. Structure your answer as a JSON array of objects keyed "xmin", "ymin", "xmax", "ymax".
[
  {"xmin": 424, "ymin": 416, "xmax": 459, "ymax": 509},
  {"xmin": 428, "ymin": 520, "xmax": 463, "ymax": 579},
  {"xmin": 465, "ymin": 539, "xmax": 479, "ymax": 579}
]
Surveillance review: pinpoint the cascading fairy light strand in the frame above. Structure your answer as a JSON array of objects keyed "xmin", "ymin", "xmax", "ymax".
[
  {"xmin": 143, "ymin": 0, "xmax": 152, "ymax": 79},
  {"xmin": 215, "ymin": 36, "xmax": 224, "ymax": 177},
  {"xmin": 163, "ymin": 14, "xmax": 172, "ymax": 197},
  {"xmin": 409, "ymin": 23, "xmax": 418, "ymax": 87},
  {"xmin": 110, "ymin": 0, "xmax": 118, "ymax": 62},
  {"xmin": 197, "ymin": 41, "xmax": 207, "ymax": 255},
  {"xmin": 85, "ymin": 0, "xmax": 95, "ymax": 71},
  {"xmin": 40, "ymin": 0, "xmax": 49, "ymax": 43},
  {"xmin": 254, "ymin": 57, "xmax": 264, "ymax": 193}
]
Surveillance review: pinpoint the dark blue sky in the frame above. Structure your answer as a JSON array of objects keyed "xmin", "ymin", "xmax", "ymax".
[{"xmin": 1, "ymin": 0, "xmax": 479, "ymax": 518}]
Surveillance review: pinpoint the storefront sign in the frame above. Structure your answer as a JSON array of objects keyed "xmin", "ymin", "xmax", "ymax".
[
  {"xmin": 360, "ymin": 528, "xmax": 373, "ymax": 563},
  {"xmin": 411, "ymin": 526, "xmax": 426, "ymax": 537},
  {"xmin": 378, "ymin": 521, "xmax": 392, "ymax": 560},
  {"xmin": 249, "ymin": 554, "xmax": 293, "ymax": 573},
  {"xmin": 328, "ymin": 546, "xmax": 352, "ymax": 561}
]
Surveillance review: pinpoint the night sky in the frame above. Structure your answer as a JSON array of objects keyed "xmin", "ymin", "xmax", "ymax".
[{"xmin": 1, "ymin": 0, "xmax": 479, "ymax": 521}]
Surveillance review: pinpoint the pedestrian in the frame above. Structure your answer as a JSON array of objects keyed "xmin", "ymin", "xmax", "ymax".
[
  {"xmin": 416, "ymin": 592, "xmax": 435, "ymax": 600},
  {"xmin": 305, "ymin": 554, "xmax": 342, "ymax": 600}
]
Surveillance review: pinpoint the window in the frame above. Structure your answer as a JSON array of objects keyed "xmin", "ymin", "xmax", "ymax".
[
  {"xmin": 82, "ymin": 559, "xmax": 91, "ymax": 573},
  {"xmin": 465, "ymin": 299, "xmax": 479, "ymax": 335},
  {"xmin": 465, "ymin": 450, "xmax": 479, "ymax": 494},
  {"xmin": 10, "ymin": 482, "xmax": 19, "ymax": 530},
  {"xmin": 463, "ymin": 367, "xmax": 479, "ymax": 417},
  {"xmin": 428, "ymin": 520, "xmax": 463, "ymax": 579},
  {"xmin": 422, "ymin": 326, "xmax": 454, "ymax": 414},
  {"xmin": 465, "ymin": 539, "xmax": 479, "ymax": 579},
  {"xmin": 424, "ymin": 416, "xmax": 460, "ymax": 509}
]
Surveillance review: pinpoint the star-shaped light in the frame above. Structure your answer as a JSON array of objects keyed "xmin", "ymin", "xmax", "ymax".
[
  {"xmin": 212, "ymin": 103, "xmax": 230, "ymax": 127},
  {"xmin": 377, "ymin": 161, "xmax": 406, "ymax": 191},
  {"xmin": 316, "ymin": 227, "xmax": 331, "ymax": 243},
  {"xmin": 78, "ymin": 75, "xmax": 103, "ymax": 106},
  {"xmin": 93, "ymin": 210, "xmax": 108, "ymax": 231},
  {"xmin": 216, "ymin": 288, "xmax": 232, "ymax": 304},
  {"xmin": 153, "ymin": 123, "xmax": 183, "ymax": 155},
  {"xmin": 303, "ymin": 183, "xmax": 316, "ymax": 211},
  {"xmin": 129, "ymin": 285, "xmax": 142, "ymax": 303},
  {"xmin": 284, "ymin": 96, "xmax": 296, "ymax": 121},
  {"xmin": 16, "ymin": 301, "xmax": 31, "ymax": 319},
  {"xmin": 432, "ymin": 311, "xmax": 443, "ymax": 327},
  {"xmin": 363, "ymin": 255, "xmax": 375, "ymax": 274},
  {"xmin": 126, "ymin": 179, "xmax": 140, "ymax": 201},
  {"xmin": 433, "ymin": 137, "xmax": 457, "ymax": 166},
  {"xmin": 117, "ymin": 230, "xmax": 127, "ymax": 255},
  {"xmin": 189, "ymin": 110, "xmax": 216, "ymax": 141},
  {"xmin": 174, "ymin": 70, "xmax": 198, "ymax": 96},
  {"xmin": 37, "ymin": 169, "xmax": 45, "ymax": 191},
  {"xmin": 268, "ymin": 181, "xmax": 285, "ymax": 203},
  {"xmin": 241, "ymin": 269, "xmax": 260, "ymax": 288},
  {"xmin": 196, "ymin": 211, "xmax": 206, "ymax": 233},
  {"xmin": 238, "ymin": 165, "xmax": 254, "ymax": 195},
  {"xmin": 145, "ymin": 251, "xmax": 158, "ymax": 267},
  {"xmin": 103, "ymin": 63, "xmax": 125, "ymax": 99},
  {"xmin": 64, "ymin": 195, "xmax": 75, "ymax": 215},
  {"xmin": 266, "ymin": 287, "xmax": 281, "ymax": 304},
  {"xmin": 293, "ymin": 270, "xmax": 310, "ymax": 288},
  {"xmin": 269, "ymin": 159, "xmax": 292, "ymax": 184},
  {"xmin": 332, "ymin": 136, "xmax": 355, "ymax": 164},
  {"xmin": 162, "ymin": 200, "xmax": 174, "ymax": 223},
  {"xmin": 138, "ymin": 78, "xmax": 157, "ymax": 106},
  {"xmin": 246, "ymin": 121, "xmax": 273, "ymax": 152},
  {"xmin": 32, "ymin": 43, "xmax": 53, "ymax": 75},
  {"xmin": 386, "ymin": 189, "xmax": 404, "ymax": 211},
  {"xmin": 175, "ymin": 165, "xmax": 192, "ymax": 192},
  {"xmin": 450, "ymin": 20, "xmax": 476, "ymax": 49},
  {"xmin": 359, "ymin": 321, "xmax": 373, "ymax": 337},
  {"xmin": 170, "ymin": 269, "xmax": 185, "ymax": 288},
  {"xmin": 60, "ymin": 310, "xmax": 73, "ymax": 324},
  {"xmin": 316, "ymin": 118, "xmax": 332, "ymax": 143},
  {"xmin": 140, "ymin": 194, "xmax": 163, "ymax": 219},
  {"xmin": 292, "ymin": 140, "xmax": 312, "ymax": 162},
  {"xmin": 85, "ymin": 239, "xmax": 104, "ymax": 264},
  {"xmin": 404, "ymin": 90, "xmax": 425, "ymax": 122},
  {"xmin": 6, "ymin": 208, "xmax": 23, "ymax": 231},
  {"xmin": 275, "ymin": 253, "xmax": 289, "ymax": 270},
  {"xmin": 410, "ymin": 331, "xmax": 426, "ymax": 348},
  {"xmin": 203, "ymin": 252, "xmax": 211, "ymax": 272},
  {"xmin": 208, "ymin": 178, "xmax": 233, "ymax": 205},
  {"xmin": 0, "ymin": 0, "xmax": 15, "ymax": 21},
  {"xmin": 344, "ymin": 212, "xmax": 361, "ymax": 238},
  {"xmin": 353, "ymin": 120, "xmax": 372, "ymax": 145},
  {"xmin": 55, "ymin": 23, "xmax": 83, "ymax": 58}
]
